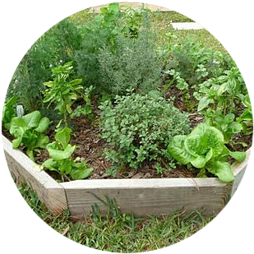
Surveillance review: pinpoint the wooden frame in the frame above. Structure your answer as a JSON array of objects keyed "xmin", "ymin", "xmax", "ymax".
[{"xmin": 2, "ymin": 135, "xmax": 250, "ymax": 219}]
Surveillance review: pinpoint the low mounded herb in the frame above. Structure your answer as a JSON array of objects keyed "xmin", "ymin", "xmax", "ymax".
[{"xmin": 100, "ymin": 92, "xmax": 190, "ymax": 169}]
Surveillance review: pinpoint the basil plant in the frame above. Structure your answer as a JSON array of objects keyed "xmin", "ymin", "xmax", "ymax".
[{"xmin": 167, "ymin": 123, "xmax": 246, "ymax": 182}]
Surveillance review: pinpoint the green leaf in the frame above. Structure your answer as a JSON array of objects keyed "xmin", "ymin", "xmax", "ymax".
[
  {"xmin": 197, "ymin": 97, "xmax": 214, "ymax": 111},
  {"xmin": 69, "ymin": 79, "xmax": 82, "ymax": 86},
  {"xmin": 35, "ymin": 117, "xmax": 50, "ymax": 133},
  {"xmin": 190, "ymin": 156, "xmax": 206, "ymax": 168},
  {"xmin": 167, "ymin": 135, "xmax": 194, "ymax": 164},
  {"xmin": 217, "ymin": 83, "xmax": 228, "ymax": 96},
  {"xmin": 22, "ymin": 110, "xmax": 41, "ymax": 128},
  {"xmin": 185, "ymin": 124, "xmax": 224, "ymax": 157},
  {"xmin": 26, "ymin": 149, "xmax": 35, "ymax": 161},
  {"xmin": 35, "ymin": 134, "xmax": 49, "ymax": 148},
  {"xmin": 191, "ymin": 148, "xmax": 214, "ymax": 168},
  {"xmin": 10, "ymin": 118, "xmax": 27, "ymax": 137},
  {"xmin": 207, "ymin": 161, "xmax": 235, "ymax": 182},
  {"xmin": 229, "ymin": 151, "xmax": 246, "ymax": 162},
  {"xmin": 47, "ymin": 143, "xmax": 75, "ymax": 161},
  {"xmin": 55, "ymin": 127, "xmax": 72, "ymax": 148},
  {"xmin": 60, "ymin": 159, "xmax": 73, "ymax": 175},
  {"xmin": 108, "ymin": 2, "xmax": 120, "ymax": 14},
  {"xmin": 70, "ymin": 164, "xmax": 93, "ymax": 180},
  {"xmin": 42, "ymin": 158, "xmax": 58, "ymax": 171},
  {"xmin": 12, "ymin": 136, "xmax": 23, "ymax": 149},
  {"xmin": 43, "ymin": 81, "xmax": 54, "ymax": 88}
]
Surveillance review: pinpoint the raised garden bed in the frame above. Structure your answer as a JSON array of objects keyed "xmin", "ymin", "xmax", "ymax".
[
  {"xmin": 3, "ymin": 135, "xmax": 250, "ymax": 219},
  {"xmin": 2, "ymin": 3, "xmax": 252, "ymax": 222}
]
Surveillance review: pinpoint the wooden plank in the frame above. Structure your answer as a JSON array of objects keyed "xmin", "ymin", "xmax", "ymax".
[
  {"xmin": 171, "ymin": 22, "xmax": 204, "ymax": 30},
  {"xmin": 3, "ymin": 136, "xmax": 67, "ymax": 214},
  {"xmin": 61, "ymin": 178, "xmax": 229, "ymax": 219},
  {"xmin": 89, "ymin": 2, "xmax": 171, "ymax": 13},
  {"xmin": 231, "ymin": 148, "xmax": 251, "ymax": 196}
]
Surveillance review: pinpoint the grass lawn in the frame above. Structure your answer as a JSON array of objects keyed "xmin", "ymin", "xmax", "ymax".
[
  {"xmin": 18, "ymin": 184, "xmax": 214, "ymax": 252},
  {"xmin": 69, "ymin": 9, "xmax": 226, "ymax": 54},
  {"xmin": 11, "ymin": 5, "xmax": 228, "ymax": 253}
]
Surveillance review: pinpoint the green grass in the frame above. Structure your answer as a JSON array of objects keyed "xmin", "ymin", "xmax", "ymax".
[
  {"xmin": 153, "ymin": 11, "xmax": 229, "ymax": 54},
  {"xmin": 18, "ymin": 184, "xmax": 214, "ymax": 252},
  {"xmin": 66, "ymin": 8, "xmax": 229, "ymax": 54}
]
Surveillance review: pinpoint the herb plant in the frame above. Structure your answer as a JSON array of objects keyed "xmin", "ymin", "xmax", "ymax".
[
  {"xmin": 75, "ymin": 3, "xmax": 155, "ymax": 95},
  {"xmin": 9, "ymin": 110, "xmax": 50, "ymax": 160},
  {"xmin": 99, "ymin": 92, "xmax": 190, "ymax": 168},
  {"xmin": 97, "ymin": 31, "xmax": 163, "ymax": 95},
  {"xmin": 196, "ymin": 66, "xmax": 247, "ymax": 114},
  {"xmin": 42, "ymin": 127, "xmax": 93, "ymax": 180},
  {"xmin": 167, "ymin": 123, "xmax": 246, "ymax": 182},
  {"xmin": 43, "ymin": 61, "xmax": 84, "ymax": 126}
]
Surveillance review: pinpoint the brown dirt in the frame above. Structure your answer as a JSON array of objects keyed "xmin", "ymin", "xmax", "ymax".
[{"xmin": 3, "ymin": 94, "xmax": 252, "ymax": 182}]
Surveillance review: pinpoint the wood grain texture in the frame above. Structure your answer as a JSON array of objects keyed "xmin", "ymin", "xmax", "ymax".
[
  {"xmin": 89, "ymin": 3, "xmax": 171, "ymax": 13},
  {"xmin": 2, "ymin": 133, "xmax": 251, "ymax": 218},
  {"xmin": 3, "ymin": 136, "xmax": 67, "ymax": 214},
  {"xmin": 231, "ymin": 148, "xmax": 251, "ymax": 196},
  {"xmin": 61, "ymin": 178, "xmax": 230, "ymax": 219}
]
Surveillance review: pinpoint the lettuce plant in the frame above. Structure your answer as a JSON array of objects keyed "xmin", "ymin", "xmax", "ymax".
[
  {"xmin": 42, "ymin": 127, "xmax": 93, "ymax": 180},
  {"xmin": 9, "ymin": 110, "xmax": 50, "ymax": 160},
  {"xmin": 167, "ymin": 123, "xmax": 246, "ymax": 182},
  {"xmin": 2, "ymin": 95, "xmax": 18, "ymax": 130}
]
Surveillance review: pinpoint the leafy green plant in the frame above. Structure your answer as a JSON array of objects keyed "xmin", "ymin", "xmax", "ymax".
[
  {"xmin": 161, "ymin": 69, "xmax": 188, "ymax": 94},
  {"xmin": 236, "ymin": 94, "xmax": 253, "ymax": 135},
  {"xmin": 43, "ymin": 61, "xmax": 84, "ymax": 125},
  {"xmin": 99, "ymin": 92, "xmax": 190, "ymax": 168},
  {"xmin": 165, "ymin": 37, "xmax": 224, "ymax": 88},
  {"xmin": 196, "ymin": 66, "xmax": 247, "ymax": 114},
  {"xmin": 9, "ymin": 110, "xmax": 50, "ymax": 160},
  {"xmin": 70, "ymin": 85, "xmax": 94, "ymax": 119},
  {"xmin": 203, "ymin": 111, "xmax": 242, "ymax": 143},
  {"xmin": 42, "ymin": 127, "xmax": 93, "ymax": 180},
  {"xmin": 2, "ymin": 95, "xmax": 18, "ymax": 130},
  {"xmin": 167, "ymin": 123, "xmax": 246, "ymax": 182}
]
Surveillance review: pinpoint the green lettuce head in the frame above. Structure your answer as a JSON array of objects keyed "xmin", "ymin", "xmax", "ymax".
[{"xmin": 167, "ymin": 123, "xmax": 246, "ymax": 182}]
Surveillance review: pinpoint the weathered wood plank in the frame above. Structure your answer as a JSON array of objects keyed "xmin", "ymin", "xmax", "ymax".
[
  {"xmin": 231, "ymin": 148, "xmax": 251, "ymax": 196},
  {"xmin": 89, "ymin": 3, "xmax": 171, "ymax": 13},
  {"xmin": 3, "ymin": 133, "xmax": 250, "ymax": 218},
  {"xmin": 3, "ymin": 136, "xmax": 67, "ymax": 214},
  {"xmin": 61, "ymin": 178, "xmax": 229, "ymax": 219}
]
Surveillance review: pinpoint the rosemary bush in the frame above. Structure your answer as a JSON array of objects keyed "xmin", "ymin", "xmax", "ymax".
[{"xmin": 97, "ymin": 31, "xmax": 164, "ymax": 96}]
